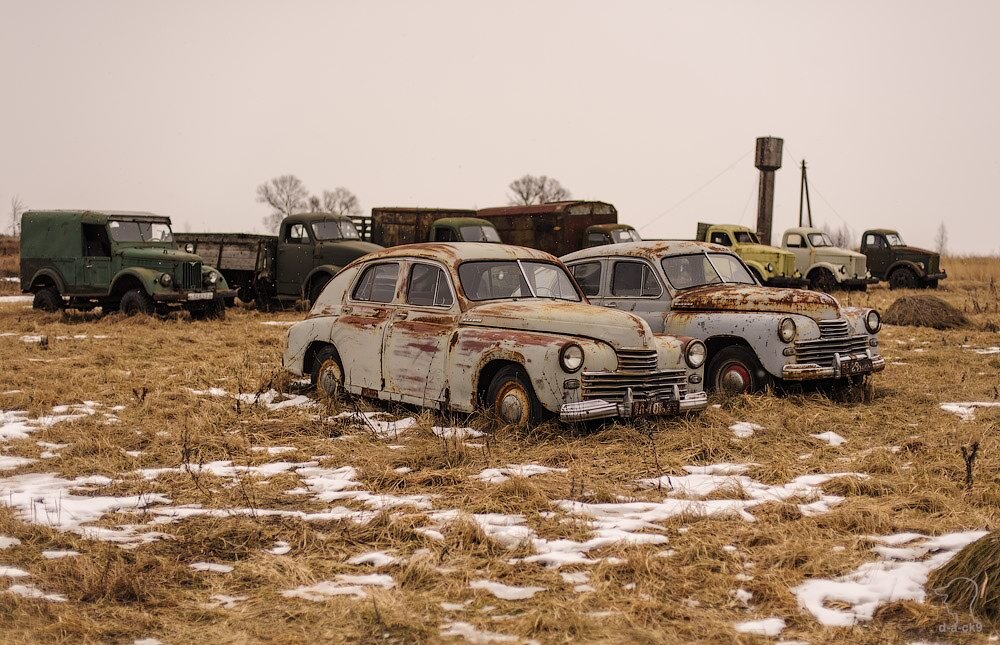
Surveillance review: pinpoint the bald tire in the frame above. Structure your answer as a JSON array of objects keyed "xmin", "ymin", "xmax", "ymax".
[
  {"xmin": 312, "ymin": 346, "xmax": 345, "ymax": 400},
  {"xmin": 707, "ymin": 345, "xmax": 770, "ymax": 394},
  {"xmin": 32, "ymin": 287, "xmax": 62, "ymax": 312},
  {"xmin": 486, "ymin": 365, "xmax": 542, "ymax": 428}
]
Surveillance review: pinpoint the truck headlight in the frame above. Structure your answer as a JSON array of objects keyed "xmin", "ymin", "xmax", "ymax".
[
  {"xmin": 917, "ymin": 262, "xmax": 925, "ymax": 271},
  {"xmin": 184, "ymin": 243, "xmax": 195, "ymax": 254},
  {"xmin": 766, "ymin": 263, "xmax": 774, "ymax": 272},
  {"xmin": 839, "ymin": 265, "xmax": 847, "ymax": 274},
  {"xmin": 778, "ymin": 317, "xmax": 796, "ymax": 342},
  {"xmin": 684, "ymin": 340, "xmax": 706, "ymax": 369},
  {"xmin": 865, "ymin": 310, "xmax": 881, "ymax": 334},
  {"xmin": 560, "ymin": 343, "xmax": 584, "ymax": 372},
  {"xmin": 160, "ymin": 272, "xmax": 172, "ymax": 286},
  {"xmin": 204, "ymin": 271, "xmax": 219, "ymax": 286}
]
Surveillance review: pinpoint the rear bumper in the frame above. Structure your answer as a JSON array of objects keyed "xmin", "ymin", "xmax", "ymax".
[
  {"xmin": 152, "ymin": 289, "xmax": 237, "ymax": 303},
  {"xmin": 560, "ymin": 387, "xmax": 708, "ymax": 422},
  {"xmin": 782, "ymin": 352, "xmax": 886, "ymax": 381},
  {"xmin": 764, "ymin": 276, "xmax": 809, "ymax": 288}
]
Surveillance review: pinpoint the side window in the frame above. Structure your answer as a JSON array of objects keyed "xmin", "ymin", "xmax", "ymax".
[
  {"xmin": 786, "ymin": 233, "xmax": 804, "ymax": 248},
  {"xmin": 570, "ymin": 262, "xmax": 602, "ymax": 296},
  {"xmin": 611, "ymin": 261, "xmax": 661, "ymax": 297},
  {"xmin": 710, "ymin": 232, "xmax": 732, "ymax": 247},
  {"xmin": 433, "ymin": 228, "xmax": 457, "ymax": 242},
  {"xmin": 407, "ymin": 264, "xmax": 454, "ymax": 307},
  {"xmin": 352, "ymin": 262, "xmax": 400, "ymax": 303},
  {"xmin": 285, "ymin": 224, "xmax": 309, "ymax": 244},
  {"xmin": 864, "ymin": 234, "xmax": 883, "ymax": 249},
  {"xmin": 586, "ymin": 233, "xmax": 607, "ymax": 247},
  {"xmin": 82, "ymin": 224, "xmax": 111, "ymax": 257}
]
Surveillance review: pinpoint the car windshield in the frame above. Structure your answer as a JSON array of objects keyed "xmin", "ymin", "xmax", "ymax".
[
  {"xmin": 312, "ymin": 220, "xmax": 361, "ymax": 240},
  {"xmin": 612, "ymin": 228, "xmax": 642, "ymax": 243},
  {"xmin": 661, "ymin": 252, "xmax": 756, "ymax": 289},
  {"xmin": 108, "ymin": 220, "xmax": 174, "ymax": 243},
  {"xmin": 886, "ymin": 233, "xmax": 905, "ymax": 246},
  {"xmin": 459, "ymin": 225, "xmax": 501, "ymax": 243},
  {"xmin": 459, "ymin": 260, "xmax": 581, "ymax": 302},
  {"xmin": 734, "ymin": 230, "xmax": 760, "ymax": 244},
  {"xmin": 808, "ymin": 232, "xmax": 834, "ymax": 247}
]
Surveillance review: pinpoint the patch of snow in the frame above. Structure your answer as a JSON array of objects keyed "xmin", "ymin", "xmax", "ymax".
[
  {"xmin": 189, "ymin": 387, "xmax": 313, "ymax": 411},
  {"xmin": 0, "ymin": 536, "xmax": 21, "ymax": 549},
  {"xmin": 0, "ymin": 296, "xmax": 33, "ymax": 304},
  {"xmin": 682, "ymin": 463, "xmax": 756, "ymax": 475},
  {"xmin": 794, "ymin": 530, "xmax": 988, "ymax": 627},
  {"xmin": 6, "ymin": 584, "xmax": 67, "ymax": 602},
  {"xmin": 37, "ymin": 441, "xmax": 69, "ymax": 459},
  {"xmin": 268, "ymin": 541, "xmax": 291, "ymax": 555},
  {"xmin": 811, "ymin": 431, "xmax": 847, "ymax": 446},
  {"xmin": 251, "ymin": 446, "xmax": 297, "ymax": 455},
  {"xmin": 734, "ymin": 617, "xmax": 785, "ymax": 636},
  {"xmin": 41, "ymin": 550, "xmax": 79, "ymax": 559},
  {"xmin": 439, "ymin": 622, "xmax": 520, "ymax": 644},
  {"xmin": 0, "ymin": 565, "xmax": 31, "ymax": 577},
  {"xmin": 282, "ymin": 574, "xmax": 394, "ymax": 601},
  {"xmin": 432, "ymin": 426, "xmax": 485, "ymax": 439},
  {"xmin": 0, "ymin": 456, "xmax": 35, "ymax": 471},
  {"xmin": 469, "ymin": 579, "xmax": 545, "ymax": 601},
  {"xmin": 346, "ymin": 551, "xmax": 399, "ymax": 567},
  {"xmin": 729, "ymin": 422, "xmax": 761, "ymax": 438},
  {"xmin": 140, "ymin": 459, "xmax": 319, "ymax": 481},
  {"xmin": 441, "ymin": 600, "xmax": 472, "ymax": 611},
  {"xmin": 394, "ymin": 466, "xmax": 412, "ymax": 474},
  {"xmin": 190, "ymin": 562, "xmax": 233, "ymax": 573},
  {"xmin": 1, "ymin": 402, "xmax": 103, "ymax": 442},
  {"xmin": 940, "ymin": 401, "xmax": 1000, "ymax": 422},
  {"xmin": 336, "ymin": 411, "xmax": 417, "ymax": 439},
  {"xmin": 208, "ymin": 594, "xmax": 247, "ymax": 609},
  {"xmin": 473, "ymin": 464, "xmax": 568, "ymax": 484},
  {"xmin": 260, "ymin": 321, "xmax": 296, "ymax": 327}
]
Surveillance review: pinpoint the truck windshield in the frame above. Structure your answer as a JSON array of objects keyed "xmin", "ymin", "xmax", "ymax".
[
  {"xmin": 886, "ymin": 233, "xmax": 905, "ymax": 246},
  {"xmin": 459, "ymin": 260, "xmax": 581, "ymax": 302},
  {"xmin": 312, "ymin": 220, "xmax": 361, "ymax": 240},
  {"xmin": 808, "ymin": 232, "xmax": 834, "ymax": 247},
  {"xmin": 734, "ymin": 230, "xmax": 760, "ymax": 244},
  {"xmin": 661, "ymin": 253, "xmax": 756, "ymax": 290},
  {"xmin": 108, "ymin": 220, "xmax": 174, "ymax": 243},
  {"xmin": 612, "ymin": 228, "xmax": 642, "ymax": 243},
  {"xmin": 459, "ymin": 225, "xmax": 501, "ymax": 243}
]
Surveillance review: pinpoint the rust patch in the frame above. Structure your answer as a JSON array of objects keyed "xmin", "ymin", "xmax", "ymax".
[{"xmin": 670, "ymin": 284, "xmax": 839, "ymax": 319}]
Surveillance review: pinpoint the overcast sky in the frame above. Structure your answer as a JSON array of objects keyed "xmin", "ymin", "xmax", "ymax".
[{"xmin": 2, "ymin": 1, "xmax": 997, "ymax": 253}]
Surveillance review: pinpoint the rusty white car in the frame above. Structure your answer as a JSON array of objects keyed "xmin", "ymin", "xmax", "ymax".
[
  {"xmin": 562, "ymin": 241, "xmax": 886, "ymax": 393},
  {"xmin": 283, "ymin": 243, "xmax": 709, "ymax": 425}
]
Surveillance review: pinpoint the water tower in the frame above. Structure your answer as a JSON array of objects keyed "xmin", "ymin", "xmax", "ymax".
[{"xmin": 755, "ymin": 136, "xmax": 783, "ymax": 245}]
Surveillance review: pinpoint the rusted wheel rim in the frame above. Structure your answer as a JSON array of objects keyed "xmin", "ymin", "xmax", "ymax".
[
  {"xmin": 718, "ymin": 363, "xmax": 751, "ymax": 393},
  {"xmin": 317, "ymin": 359, "xmax": 343, "ymax": 398},
  {"xmin": 495, "ymin": 381, "xmax": 530, "ymax": 425}
]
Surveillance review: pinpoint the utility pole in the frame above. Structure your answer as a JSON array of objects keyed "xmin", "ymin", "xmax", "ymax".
[
  {"xmin": 798, "ymin": 160, "xmax": 813, "ymax": 228},
  {"xmin": 754, "ymin": 137, "xmax": 783, "ymax": 245}
]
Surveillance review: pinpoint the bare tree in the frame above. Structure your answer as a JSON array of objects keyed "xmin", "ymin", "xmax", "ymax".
[
  {"xmin": 321, "ymin": 187, "xmax": 361, "ymax": 217},
  {"xmin": 935, "ymin": 221, "xmax": 948, "ymax": 255},
  {"xmin": 256, "ymin": 175, "xmax": 309, "ymax": 232},
  {"xmin": 821, "ymin": 222, "xmax": 854, "ymax": 249},
  {"xmin": 308, "ymin": 195, "xmax": 321, "ymax": 211},
  {"xmin": 506, "ymin": 175, "xmax": 571, "ymax": 206},
  {"xmin": 9, "ymin": 195, "xmax": 25, "ymax": 236}
]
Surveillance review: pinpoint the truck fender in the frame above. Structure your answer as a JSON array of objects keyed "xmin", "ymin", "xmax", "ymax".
[
  {"xmin": 886, "ymin": 259, "xmax": 926, "ymax": 279},
  {"xmin": 743, "ymin": 260, "xmax": 767, "ymax": 282},
  {"xmin": 806, "ymin": 262, "xmax": 844, "ymax": 282},
  {"xmin": 109, "ymin": 267, "xmax": 158, "ymax": 297},
  {"xmin": 302, "ymin": 265, "xmax": 340, "ymax": 298},
  {"xmin": 27, "ymin": 268, "xmax": 67, "ymax": 293}
]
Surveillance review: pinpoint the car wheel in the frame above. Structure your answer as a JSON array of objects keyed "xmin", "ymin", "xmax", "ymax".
[
  {"xmin": 808, "ymin": 268, "xmax": 837, "ymax": 293},
  {"xmin": 707, "ymin": 345, "xmax": 770, "ymax": 394},
  {"xmin": 120, "ymin": 289, "xmax": 154, "ymax": 316},
  {"xmin": 486, "ymin": 365, "xmax": 540, "ymax": 427},
  {"xmin": 311, "ymin": 346, "xmax": 344, "ymax": 399},
  {"xmin": 32, "ymin": 287, "xmax": 63, "ymax": 312},
  {"xmin": 889, "ymin": 267, "xmax": 918, "ymax": 290}
]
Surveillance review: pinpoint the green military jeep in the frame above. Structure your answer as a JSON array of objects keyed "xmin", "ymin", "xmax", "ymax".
[{"xmin": 20, "ymin": 210, "xmax": 236, "ymax": 318}]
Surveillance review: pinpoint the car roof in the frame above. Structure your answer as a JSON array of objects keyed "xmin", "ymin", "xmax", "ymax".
[
  {"xmin": 354, "ymin": 242, "xmax": 559, "ymax": 265},
  {"xmin": 562, "ymin": 240, "xmax": 731, "ymax": 263},
  {"xmin": 784, "ymin": 227, "xmax": 823, "ymax": 236},
  {"xmin": 287, "ymin": 212, "xmax": 354, "ymax": 223},
  {"xmin": 865, "ymin": 228, "xmax": 899, "ymax": 235}
]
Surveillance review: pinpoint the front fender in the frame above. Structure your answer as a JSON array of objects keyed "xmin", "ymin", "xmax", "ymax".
[
  {"xmin": 302, "ymin": 265, "xmax": 340, "ymax": 295},
  {"xmin": 742, "ymin": 259, "xmax": 770, "ymax": 280},
  {"xmin": 807, "ymin": 261, "xmax": 845, "ymax": 282},
  {"xmin": 887, "ymin": 260, "xmax": 926, "ymax": 278},
  {"xmin": 110, "ymin": 267, "xmax": 158, "ymax": 295}
]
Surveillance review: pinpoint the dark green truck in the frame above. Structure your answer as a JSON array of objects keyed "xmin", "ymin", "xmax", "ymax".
[
  {"xmin": 860, "ymin": 229, "xmax": 947, "ymax": 289},
  {"xmin": 175, "ymin": 212, "xmax": 382, "ymax": 310},
  {"xmin": 20, "ymin": 210, "xmax": 234, "ymax": 318}
]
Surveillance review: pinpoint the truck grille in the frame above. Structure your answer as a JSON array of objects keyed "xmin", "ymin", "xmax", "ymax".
[
  {"xmin": 781, "ymin": 255, "xmax": 797, "ymax": 276},
  {"xmin": 817, "ymin": 319, "xmax": 850, "ymax": 338},
  {"xmin": 582, "ymin": 350, "xmax": 687, "ymax": 403},
  {"xmin": 177, "ymin": 261, "xmax": 202, "ymax": 290},
  {"xmin": 794, "ymin": 320, "xmax": 869, "ymax": 368}
]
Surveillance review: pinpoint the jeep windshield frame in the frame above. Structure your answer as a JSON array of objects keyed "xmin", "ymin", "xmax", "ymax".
[
  {"xmin": 107, "ymin": 219, "xmax": 174, "ymax": 244},
  {"xmin": 661, "ymin": 252, "xmax": 757, "ymax": 290},
  {"xmin": 458, "ymin": 260, "xmax": 582, "ymax": 302}
]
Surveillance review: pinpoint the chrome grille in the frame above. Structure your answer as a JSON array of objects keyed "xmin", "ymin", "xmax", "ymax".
[
  {"xmin": 177, "ymin": 261, "xmax": 202, "ymax": 290},
  {"xmin": 794, "ymin": 335, "xmax": 869, "ymax": 368},
  {"xmin": 582, "ymin": 369, "xmax": 687, "ymax": 403},
  {"xmin": 817, "ymin": 319, "xmax": 850, "ymax": 338},
  {"xmin": 615, "ymin": 349, "xmax": 658, "ymax": 372}
]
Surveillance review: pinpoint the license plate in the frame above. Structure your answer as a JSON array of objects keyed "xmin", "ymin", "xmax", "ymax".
[
  {"xmin": 187, "ymin": 292, "xmax": 214, "ymax": 301},
  {"xmin": 841, "ymin": 358, "xmax": 873, "ymax": 375},
  {"xmin": 630, "ymin": 399, "xmax": 681, "ymax": 417}
]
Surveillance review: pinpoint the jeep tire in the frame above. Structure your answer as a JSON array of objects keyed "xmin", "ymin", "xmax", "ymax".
[
  {"xmin": 707, "ymin": 345, "xmax": 771, "ymax": 394},
  {"xmin": 120, "ymin": 289, "xmax": 154, "ymax": 316},
  {"xmin": 808, "ymin": 268, "xmax": 837, "ymax": 293},
  {"xmin": 32, "ymin": 287, "xmax": 63, "ymax": 312},
  {"xmin": 889, "ymin": 267, "xmax": 918, "ymax": 290}
]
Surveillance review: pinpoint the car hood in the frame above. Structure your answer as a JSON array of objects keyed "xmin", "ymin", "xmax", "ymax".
[
  {"xmin": 814, "ymin": 248, "xmax": 866, "ymax": 262},
  {"xmin": 736, "ymin": 243, "xmax": 795, "ymax": 259},
  {"xmin": 671, "ymin": 284, "xmax": 841, "ymax": 320},
  {"xmin": 121, "ymin": 247, "xmax": 202, "ymax": 264},
  {"xmin": 462, "ymin": 300, "xmax": 654, "ymax": 349},
  {"xmin": 892, "ymin": 245, "xmax": 938, "ymax": 259}
]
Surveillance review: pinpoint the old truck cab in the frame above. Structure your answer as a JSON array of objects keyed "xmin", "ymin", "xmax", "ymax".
[
  {"xmin": 696, "ymin": 223, "xmax": 806, "ymax": 288},
  {"xmin": 781, "ymin": 227, "xmax": 877, "ymax": 292},
  {"xmin": 21, "ymin": 210, "xmax": 234, "ymax": 318},
  {"xmin": 367, "ymin": 208, "xmax": 501, "ymax": 246},
  {"xmin": 860, "ymin": 229, "xmax": 947, "ymax": 289},
  {"xmin": 583, "ymin": 223, "xmax": 642, "ymax": 247}
]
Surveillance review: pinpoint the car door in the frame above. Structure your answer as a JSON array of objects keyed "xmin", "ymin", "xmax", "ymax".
[
  {"xmin": 276, "ymin": 223, "xmax": 315, "ymax": 296},
  {"xmin": 382, "ymin": 260, "xmax": 459, "ymax": 406},
  {"xmin": 330, "ymin": 261, "xmax": 401, "ymax": 394},
  {"xmin": 784, "ymin": 232, "xmax": 810, "ymax": 273},
  {"xmin": 863, "ymin": 233, "xmax": 890, "ymax": 276},
  {"xmin": 81, "ymin": 223, "xmax": 112, "ymax": 293},
  {"xmin": 606, "ymin": 259, "xmax": 667, "ymax": 330}
]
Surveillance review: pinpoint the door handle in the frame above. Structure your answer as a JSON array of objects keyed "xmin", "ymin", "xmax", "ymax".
[
  {"xmin": 604, "ymin": 302, "xmax": 617, "ymax": 308},
  {"xmin": 341, "ymin": 306, "xmax": 353, "ymax": 314}
]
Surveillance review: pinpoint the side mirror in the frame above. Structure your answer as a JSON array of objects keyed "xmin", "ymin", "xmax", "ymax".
[{"xmin": 185, "ymin": 243, "xmax": 195, "ymax": 254}]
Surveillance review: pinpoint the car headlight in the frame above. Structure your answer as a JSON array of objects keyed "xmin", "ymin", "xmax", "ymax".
[
  {"xmin": 560, "ymin": 343, "xmax": 584, "ymax": 372},
  {"xmin": 766, "ymin": 263, "xmax": 774, "ymax": 272},
  {"xmin": 917, "ymin": 262, "xmax": 925, "ymax": 271},
  {"xmin": 204, "ymin": 271, "xmax": 219, "ymax": 286},
  {"xmin": 159, "ymin": 272, "xmax": 172, "ymax": 286},
  {"xmin": 839, "ymin": 265, "xmax": 847, "ymax": 274},
  {"xmin": 684, "ymin": 340, "xmax": 707, "ymax": 369},
  {"xmin": 184, "ymin": 243, "xmax": 195, "ymax": 254},
  {"xmin": 778, "ymin": 317, "xmax": 796, "ymax": 342},
  {"xmin": 865, "ymin": 309, "xmax": 881, "ymax": 334}
]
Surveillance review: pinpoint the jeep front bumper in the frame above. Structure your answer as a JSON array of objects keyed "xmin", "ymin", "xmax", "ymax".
[
  {"xmin": 839, "ymin": 276, "xmax": 879, "ymax": 287},
  {"xmin": 782, "ymin": 351, "xmax": 886, "ymax": 381},
  {"xmin": 559, "ymin": 387, "xmax": 709, "ymax": 422},
  {"xmin": 152, "ymin": 289, "xmax": 237, "ymax": 303}
]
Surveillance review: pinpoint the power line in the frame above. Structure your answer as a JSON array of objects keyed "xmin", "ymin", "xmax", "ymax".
[
  {"xmin": 783, "ymin": 146, "xmax": 855, "ymax": 236},
  {"xmin": 638, "ymin": 148, "xmax": 753, "ymax": 232}
]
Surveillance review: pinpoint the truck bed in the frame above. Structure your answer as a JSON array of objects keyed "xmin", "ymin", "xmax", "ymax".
[{"xmin": 174, "ymin": 233, "xmax": 276, "ymax": 273}]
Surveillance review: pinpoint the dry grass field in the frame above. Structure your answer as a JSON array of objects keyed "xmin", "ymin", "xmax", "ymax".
[{"xmin": 0, "ymin": 250, "xmax": 998, "ymax": 643}]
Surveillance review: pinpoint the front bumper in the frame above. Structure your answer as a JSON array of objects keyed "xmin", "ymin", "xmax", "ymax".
[
  {"xmin": 152, "ymin": 289, "xmax": 237, "ymax": 303},
  {"xmin": 782, "ymin": 351, "xmax": 886, "ymax": 381},
  {"xmin": 923, "ymin": 271, "xmax": 947, "ymax": 282},
  {"xmin": 559, "ymin": 386, "xmax": 709, "ymax": 422},
  {"xmin": 839, "ymin": 276, "xmax": 879, "ymax": 287},
  {"xmin": 764, "ymin": 276, "xmax": 809, "ymax": 288}
]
